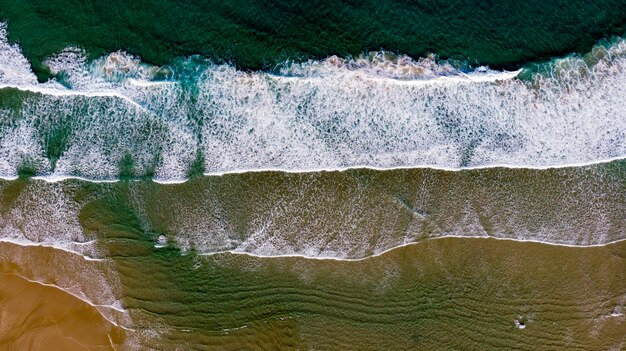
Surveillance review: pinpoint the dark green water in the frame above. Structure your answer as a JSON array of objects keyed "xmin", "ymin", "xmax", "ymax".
[{"xmin": 2, "ymin": 0, "xmax": 626, "ymax": 80}]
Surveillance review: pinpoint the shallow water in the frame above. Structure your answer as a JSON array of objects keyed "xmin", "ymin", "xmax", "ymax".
[
  {"xmin": 2, "ymin": 162, "xmax": 625, "ymax": 259},
  {"xmin": 2, "ymin": 237, "xmax": 622, "ymax": 350},
  {"xmin": 0, "ymin": 274, "xmax": 123, "ymax": 350},
  {"xmin": 1, "ymin": 164, "xmax": 623, "ymax": 349}
]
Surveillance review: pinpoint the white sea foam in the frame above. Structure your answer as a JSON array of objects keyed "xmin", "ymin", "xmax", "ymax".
[
  {"xmin": 0, "ymin": 23, "xmax": 38, "ymax": 86},
  {"xmin": 0, "ymin": 180, "xmax": 100, "ymax": 256},
  {"xmin": 1, "ymin": 24, "xmax": 626, "ymax": 180},
  {"xmin": 200, "ymin": 236, "xmax": 626, "ymax": 262},
  {"xmin": 128, "ymin": 158, "xmax": 626, "ymax": 258},
  {"xmin": 275, "ymin": 51, "xmax": 518, "ymax": 82},
  {"xmin": 0, "ymin": 160, "xmax": 624, "ymax": 260},
  {"xmin": 0, "ymin": 238, "xmax": 100, "ymax": 261},
  {"xmin": 0, "ymin": 154, "xmax": 624, "ymax": 184}
]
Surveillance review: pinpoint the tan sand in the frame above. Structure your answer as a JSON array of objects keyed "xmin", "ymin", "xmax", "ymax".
[{"xmin": 0, "ymin": 272, "xmax": 125, "ymax": 350}]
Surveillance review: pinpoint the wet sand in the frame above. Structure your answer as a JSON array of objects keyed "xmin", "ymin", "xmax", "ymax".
[
  {"xmin": 0, "ymin": 272, "xmax": 125, "ymax": 350},
  {"xmin": 0, "ymin": 242, "xmax": 128, "ymax": 350}
]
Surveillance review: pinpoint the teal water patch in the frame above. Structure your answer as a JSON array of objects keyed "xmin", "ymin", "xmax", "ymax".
[{"xmin": 1, "ymin": 0, "xmax": 626, "ymax": 81}]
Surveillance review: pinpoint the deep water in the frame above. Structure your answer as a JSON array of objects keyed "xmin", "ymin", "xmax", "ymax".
[{"xmin": 1, "ymin": 0, "xmax": 626, "ymax": 81}]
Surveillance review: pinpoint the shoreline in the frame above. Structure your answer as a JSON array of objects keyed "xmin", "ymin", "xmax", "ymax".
[
  {"xmin": 0, "ymin": 154, "xmax": 620, "ymax": 185},
  {"xmin": 2, "ymin": 232, "xmax": 622, "ymax": 264},
  {"xmin": 198, "ymin": 235, "xmax": 626, "ymax": 262}
]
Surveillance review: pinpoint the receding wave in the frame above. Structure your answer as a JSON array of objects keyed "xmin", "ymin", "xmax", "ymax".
[
  {"xmin": 0, "ymin": 273, "xmax": 125, "ymax": 350},
  {"xmin": 3, "ymin": 160, "xmax": 624, "ymax": 259},
  {"xmin": 1, "ymin": 23, "xmax": 626, "ymax": 181}
]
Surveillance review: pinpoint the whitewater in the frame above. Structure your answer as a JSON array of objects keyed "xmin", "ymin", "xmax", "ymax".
[
  {"xmin": 2, "ymin": 155, "xmax": 624, "ymax": 260},
  {"xmin": 1, "ymin": 23, "xmax": 625, "ymax": 181}
]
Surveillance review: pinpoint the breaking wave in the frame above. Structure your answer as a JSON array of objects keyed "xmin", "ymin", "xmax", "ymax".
[{"xmin": 1, "ymin": 23, "xmax": 626, "ymax": 181}]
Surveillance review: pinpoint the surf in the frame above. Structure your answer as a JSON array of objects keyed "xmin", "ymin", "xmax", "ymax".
[
  {"xmin": 1, "ymin": 23, "xmax": 626, "ymax": 181},
  {"xmin": 2, "ymin": 159, "xmax": 624, "ymax": 260}
]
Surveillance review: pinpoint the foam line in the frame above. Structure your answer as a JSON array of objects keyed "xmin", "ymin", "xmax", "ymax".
[
  {"xmin": 268, "ymin": 68, "xmax": 522, "ymax": 84},
  {"xmin": 0, "ymin": 83, "xmax": 146, "ymax": 110},
  {"xmin": 0, "ymin": 238, "xmax": 102, "ymax": 261},
  {"xmin": 201, "ymin": 154, "xmax": 626, "ymax": 176},
  {"xmin": 0, "ymin": 154, "xmax": 622, "ymax": 185},
  {"xmin": 199, "ymin": 236, "xmax": 626, "ymax": 262}
]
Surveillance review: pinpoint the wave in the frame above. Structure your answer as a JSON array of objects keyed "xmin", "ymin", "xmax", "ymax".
[
  {"xmin": 0, "ymin": 178, "xmax": 100, "ymax": 257},
  {"xmin": 0, "ymin": 154, "xmax": 623, "ymax": 185},
  {"xmin": 3, "ymin": 160, "xmax": 624, "ymax": 259},
  {"xmin": 201, "ymin": 236, "xmax": 626, "ymax": 262},
  {"xmin": 1, "ymin": 23, "xmax": 626, "ymax": 181},
  {"xmin": 0, "ymin": 238, "xmax": 101, "ymax": 261}
]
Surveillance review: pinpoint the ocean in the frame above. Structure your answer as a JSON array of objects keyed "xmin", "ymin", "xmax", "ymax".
[{"xmin": 0, "ymin": 2, "xmax": 625, "ymax": 349}]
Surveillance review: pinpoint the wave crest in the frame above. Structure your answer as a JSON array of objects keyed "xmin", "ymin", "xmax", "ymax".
[{"xmin": 1, "ymin": 24, "xmax": 626, "ymax": 180}]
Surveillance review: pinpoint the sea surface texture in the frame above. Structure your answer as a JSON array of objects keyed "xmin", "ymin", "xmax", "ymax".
[{"xmin": 0, "ymin": 1, "xmax": 625, "ymax": 350}]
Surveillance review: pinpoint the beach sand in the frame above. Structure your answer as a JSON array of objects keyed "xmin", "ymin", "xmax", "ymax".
[{"xmin": 0, "ymin": 272, "xmax": 125, "ymax": 350}]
